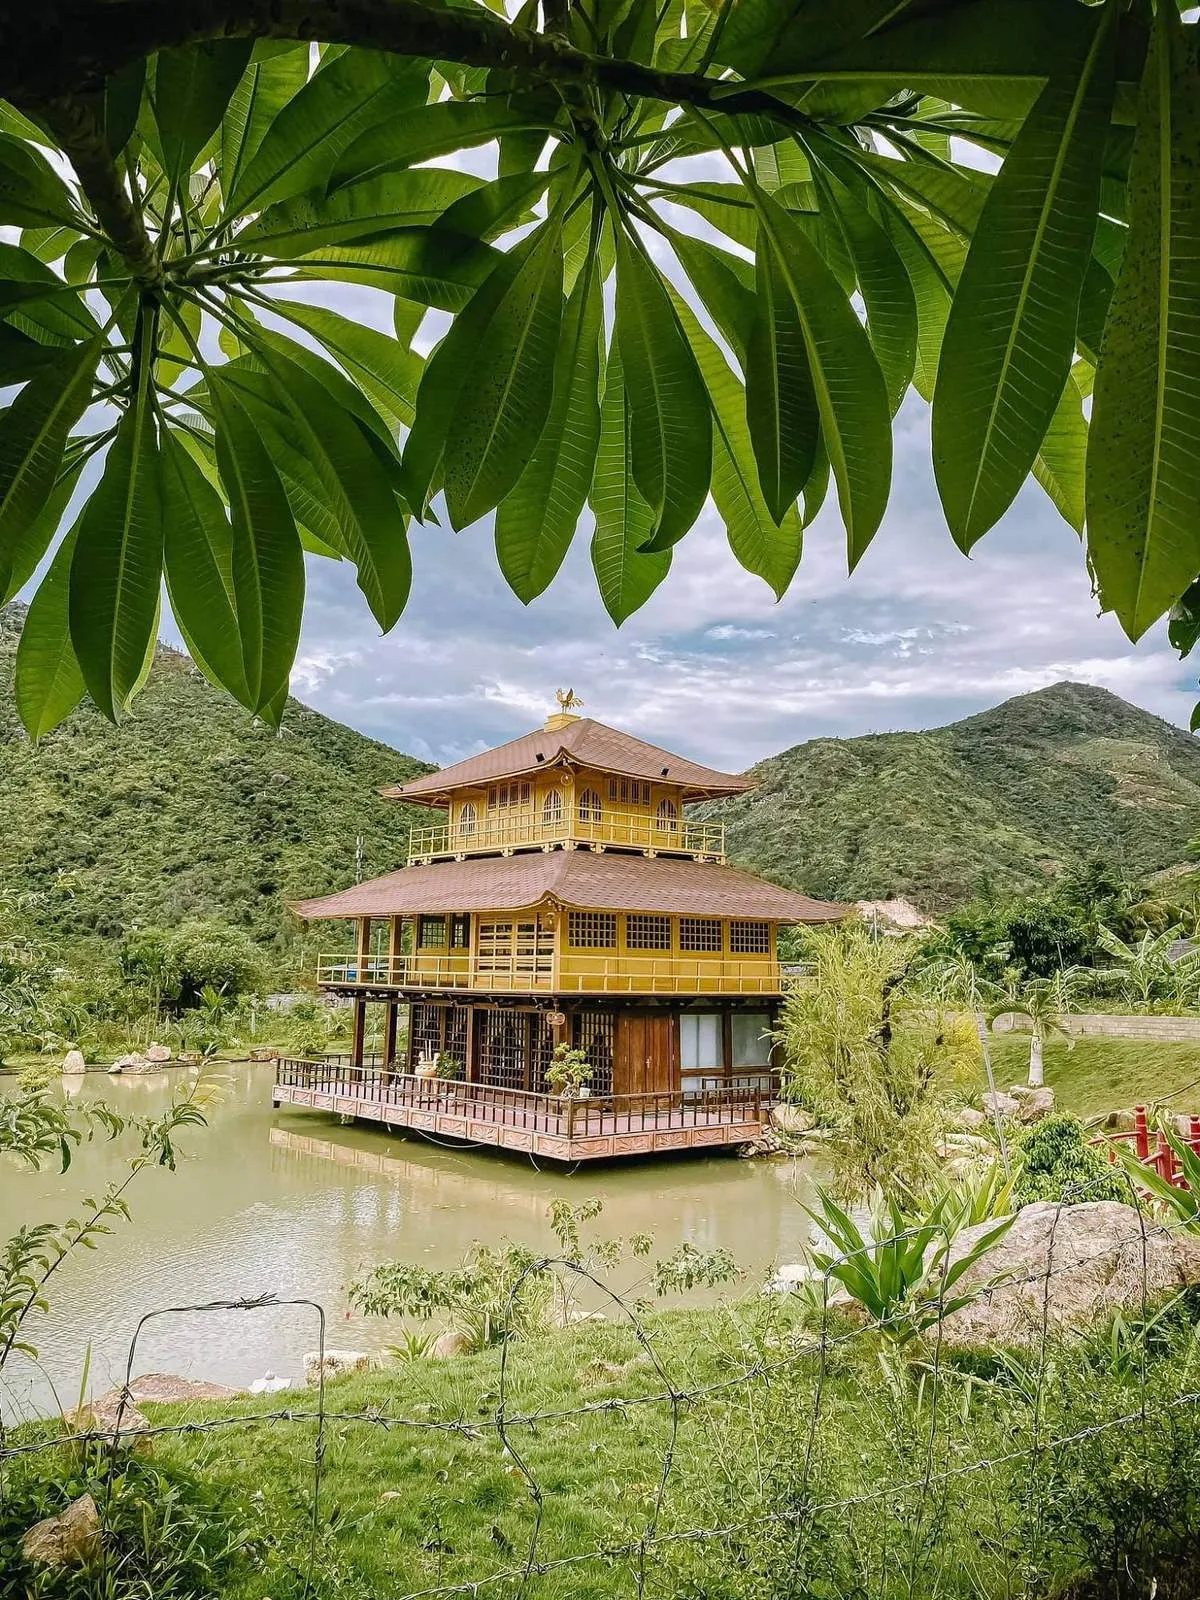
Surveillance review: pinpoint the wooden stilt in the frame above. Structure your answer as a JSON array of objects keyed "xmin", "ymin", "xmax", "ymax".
[
  {"xmin": 382, "ymin": 1002, "xmax": 399, "ymax": 1083},
  {"xmin": 351, "ymin": 998, "xmax": 367, "ymax": 1070}
]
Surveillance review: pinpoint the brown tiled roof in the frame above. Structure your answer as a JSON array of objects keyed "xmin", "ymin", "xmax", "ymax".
[
  {"xmin": 294, "ymin": 852, "xmax": 844, "ymax": 924},
  {"xmin": 386, "ymin": 718, "xmax": 753, "ymax": 804}
]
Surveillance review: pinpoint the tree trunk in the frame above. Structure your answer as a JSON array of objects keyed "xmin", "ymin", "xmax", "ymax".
[{"xmin": 1028, "ymin": 1030, "xmax": 1044, "ymax": 1088}]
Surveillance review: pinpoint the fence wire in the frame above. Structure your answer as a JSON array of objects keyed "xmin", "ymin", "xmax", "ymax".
[{"xmin": 3, "ymin": 1167, "xmax": 1199, "ymax": 1600}]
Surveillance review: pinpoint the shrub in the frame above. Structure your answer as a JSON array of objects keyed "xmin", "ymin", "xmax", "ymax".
[
  {"xmin": 1013, "ymin": 1114, "xmax": 1128, "ymax": 1208},
  {"xmin": 118, "ymin": 920, "xmax": 264, "ymax": 1013}
]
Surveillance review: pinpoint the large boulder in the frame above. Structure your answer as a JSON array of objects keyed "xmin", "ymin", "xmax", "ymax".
[
  {"xmin": 69, "ymin": 1393, "xmax": 152, "ymax": 1449},
  {"xmin": 125, "ymin": 1373, "xmax": 240, "ymax": 1403},
  {"xmin": 939, "ymin": 1201, "xmax": 1200, "ymax": 1348},
  {"xmin": 20, "ymin": 1494, "xmax": 101, "ymax": 1567},
  {"xmin": 1011, "ymin": 1085, "xmax": 1056, "ymax": 1123},
  {"xmin": 303, "ymin": 1349, "xmax": 371, "ymax": 1386},
  {"xmin": 61, "ymin": 1049, "xmax": 87, "ymax": 1076},
  {"xmin": 982, "ymin": 1090, "xmax": 1020, "ymax": 1119},
  {"xmin": 771, "ymin": 1103, "xmax": 815, "ymax": 1135},
  {"xmin": 145, "ymin": 1043, "xmax": 172, "ymax": 1064},
  {"xmin": 431, "ymin": 1330, "xmax": 474, "ymax": 1359},
  {"xmin": 108, "ymin": 1053, "xmax": 152, "ymax": 1075}
]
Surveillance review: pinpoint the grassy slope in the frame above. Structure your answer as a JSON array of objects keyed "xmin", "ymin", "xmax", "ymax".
[
  {"xmin": 990, "ymin": 1035, "xmax": 1200, "ymax": 1119},
  {"xmin": 713, "ymin": 681, "xmax": 1200, "ymax": 909},
  {"xmin": 0, "ymin": 604, "xmax": 432, "ymax": 947}
]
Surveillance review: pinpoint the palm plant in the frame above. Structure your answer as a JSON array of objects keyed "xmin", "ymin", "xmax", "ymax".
[
  {"xmin": 1095, "ymin": 924, "xmax": 1200, "ymax": 1010},
  {"xmin": 989, "ymin": 970, "xmax": 1078, "ymax": 1088}
]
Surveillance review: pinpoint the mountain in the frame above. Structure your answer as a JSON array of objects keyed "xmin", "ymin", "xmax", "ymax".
[
  {"xmin": 709, "ymin": 682, "xmax": 1200, "ymax": 910},
  {"xmin": 0, "ymin": 604, "xmax": 431, "ymax": 947}
]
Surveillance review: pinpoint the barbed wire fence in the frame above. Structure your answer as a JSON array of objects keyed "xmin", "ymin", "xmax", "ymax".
[{"xmin": 4, "ymin": 1165, "xmax": 1200, "ymax": 1599}]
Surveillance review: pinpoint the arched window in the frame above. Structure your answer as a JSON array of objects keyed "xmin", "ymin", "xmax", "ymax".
[
  {"xmin": 458, "ymin": 801, "xmax": 477, "ymax": 838},
  {"xmin": 542, "ymin": 789, "xmax": 563, "ymax": 829},
  {"xmin": 656, "ymin": 798, "xmax": 678, "ymax": 833},
  {"xmin": 577, "ymin": 787, "xmax": 603, "ymax": 824}
]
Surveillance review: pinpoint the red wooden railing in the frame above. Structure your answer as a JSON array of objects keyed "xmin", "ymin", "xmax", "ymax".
[{"xmin": 1092, "ymin": 1104, "xmax": 1200, "ymax": 1190}]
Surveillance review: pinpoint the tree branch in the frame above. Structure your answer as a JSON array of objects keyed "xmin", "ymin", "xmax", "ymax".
[
  {"xmin": 4, "ymin": 0, "xmax": 790, "ymax": 123},
  {"xmin": 39, "ymin": 97, "xmax": 163, "ymax": 289}
]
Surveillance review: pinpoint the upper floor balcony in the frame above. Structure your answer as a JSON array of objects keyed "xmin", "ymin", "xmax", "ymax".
[
  {"xmin": 315, "ymin": 949, "xmax": 783, "ymax": 997},
  {"xmin": 407, "ymin": 808, "xmax": 726, "ymax": 865}
]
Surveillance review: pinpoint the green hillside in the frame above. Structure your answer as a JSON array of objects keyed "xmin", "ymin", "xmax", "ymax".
[
  {"xmin": 710, "ymin": 682, "xmax": 1200, "ymax": 910},
  {"xmin": 0, "ymin": 604, "xmax": 431, "ymax": 947}
]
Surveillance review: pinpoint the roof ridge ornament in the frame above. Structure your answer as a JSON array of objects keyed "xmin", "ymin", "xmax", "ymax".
[{"xmin": 546, "ymin": 687, "xmax": 585, "ymax": 732}]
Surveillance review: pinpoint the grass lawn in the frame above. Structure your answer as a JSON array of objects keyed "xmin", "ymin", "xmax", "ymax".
[{"xmin": 988, "ymin": 1035, "xmax": 1200, "ymax": 1119}]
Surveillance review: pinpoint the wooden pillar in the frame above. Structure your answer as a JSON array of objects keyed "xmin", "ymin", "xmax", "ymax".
[
  {"xmin": 722, "ymin": 1006, "xmax": 734, "ymax": 1080},
  {"xmin": 382, "ymin": 1002, "xmax": 399, "ymax": 1081},
  {"xmin": 351, "ymin": 997, "xmax": 367, "ymax": 1070},
  {"xmin": 465, "ymin": 1005, "xmax": 479, "ymax": 1083}
]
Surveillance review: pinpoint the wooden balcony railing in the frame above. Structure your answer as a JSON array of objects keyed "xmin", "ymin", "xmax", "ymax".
[
  {"xmin": 276, "ymin": 1058, "xmax": 777, "ymax": 1139},
  {"xmin": 316, "ymin": 952, "xmax": 785, "ymax": 996},
  {"xmin": 407, "ymin": 811, "xmax": 725, "ymax": 864}
]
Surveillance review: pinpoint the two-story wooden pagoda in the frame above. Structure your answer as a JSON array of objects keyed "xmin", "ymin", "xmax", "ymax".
[{"xmin": 274, "ymin": 701, "xmax": 843, "ymax": 1159}]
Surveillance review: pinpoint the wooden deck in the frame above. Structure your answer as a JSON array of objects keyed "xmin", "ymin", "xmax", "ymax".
[{"xmin": 272, "ymin": 1058, "xmax": 775, "ymax": 1162}]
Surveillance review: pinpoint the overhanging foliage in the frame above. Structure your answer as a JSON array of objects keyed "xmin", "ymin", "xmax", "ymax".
[{"xmin": 0, "ymin": 0, "xmax": 1196, "ymax": 732}]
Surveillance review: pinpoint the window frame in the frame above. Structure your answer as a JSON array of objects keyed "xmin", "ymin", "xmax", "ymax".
[
  {"xmin": 568, "ymin": 911, "xmax": 618, "ymax": 949},
  {"xmin": 679, "ymin": 916, "xmax": 723, "ymax": 953},
  {"xmin": 625, "ymin": 913, "xmax": 672, "ymax": 951},
  {"xmin": 417, "ymin": 914, "xmax": 448, "ymax": 950}
]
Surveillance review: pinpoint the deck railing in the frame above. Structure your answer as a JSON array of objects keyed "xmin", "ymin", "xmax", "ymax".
[
  {"xmin": 316, "ymin": 952, "xmax": 785, "ymax": 996},
  {"xmin": 407, "ymin": 812, "xmax": 725, "ymax": 864},
  {"xmin": 275, "ymin": 1057, "xmax": 777, "ymax": 1138}
]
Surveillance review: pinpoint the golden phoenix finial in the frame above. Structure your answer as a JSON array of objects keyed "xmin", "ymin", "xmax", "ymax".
[{"xmin": 555, "ymin": 688, "xmax": 584, "ymax": 712}]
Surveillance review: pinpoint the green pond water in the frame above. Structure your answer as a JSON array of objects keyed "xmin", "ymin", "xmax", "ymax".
[{"xmin": 0, "ymin": 1064, "xmax": 816, "ymax": 1421}]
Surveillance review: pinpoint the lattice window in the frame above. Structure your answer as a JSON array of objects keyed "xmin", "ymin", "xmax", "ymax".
[
  {"xmin": 450, "ymin": 913, "xmax": 471, "ymax": 950},
  {"xmin": 457, "ymin": 801, "xmax": 477, "ymax": 837},
  {"xmin": 417, "ymin": 915, "xmax": 447, "ymax": 949},
  {"xmin": 656, "ymin": 798, "xmax": 679, "ymax": 832},
  {"xmin": 569, "ymin": 911, "xmax": 616, "ymax": 949},
  {"xmin": 578, "ymin": 788, "xmax": 603, "ymax": 823},
  {"xmin": 573, "ymin": 1010, "xmax": 614, "ymax": 1096},
  {"xmin": 626, "ymin": 914, "xmax": 672, "ymax": 950},
  {"xmin": 680, "ymin": 917, "xmax": 723, "ymax": 952},
  {"xmin": 730, "ymin": 920, "xmax": 770, "ymax": 955},
  {"xmin": 479, "ymin": 1010, "xmax": 528, "ymax": 1090},
  {"xmin": 411, "ymin": 1003, "xmax": 444, "ymax": 1066},
  {"xmin": 444, "ymin": 1005, "xmax": 469, "ymax": 1070},
  {"xmin": 542, "ymin": 789, "xmax": 563, "ymax": 826},
  {"xmin": 531, "ymin": 1013, "xmax": 557, "ymax": 1092}
]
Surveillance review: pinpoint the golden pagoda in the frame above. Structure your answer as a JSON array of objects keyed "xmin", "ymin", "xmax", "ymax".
[{"xmin": 276, "ymin": 701, "xmax": 842, "ymax": 1159}]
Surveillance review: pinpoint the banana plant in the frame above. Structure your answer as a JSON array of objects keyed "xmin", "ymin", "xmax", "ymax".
[{"xmin": 0, "ymin": 0, "xmax": 1195, "ymax": 732}]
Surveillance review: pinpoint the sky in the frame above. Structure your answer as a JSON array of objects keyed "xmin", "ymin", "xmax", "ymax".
[{"xmin": 273, "ymin": 393, "xmax": 1196, "ymax": 774}]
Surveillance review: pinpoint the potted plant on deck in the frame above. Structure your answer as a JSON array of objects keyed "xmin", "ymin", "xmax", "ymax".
[{"xmin": 545, "ymin": 1044, "xmax": 594, "ymax": 1139}]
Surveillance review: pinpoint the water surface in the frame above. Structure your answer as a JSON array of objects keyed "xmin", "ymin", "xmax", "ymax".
[{"xmin": 1, "ymin": 1065, "xmax": 815, "ymax": 1420}]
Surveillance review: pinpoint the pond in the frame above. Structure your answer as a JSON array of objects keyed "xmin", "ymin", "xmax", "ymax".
[{"xmin": 0, "ymin": 1063, "xmax": 816, "ymax": 1421}]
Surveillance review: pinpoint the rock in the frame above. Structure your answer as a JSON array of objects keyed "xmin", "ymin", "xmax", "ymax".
[
  {"xmin": 430, "ymin": 1331, "xmax": 474, "ymax": 1359},
  {"xmin": 249, "ymin": 1047, "xmax": 277, "ymax": 1063},
  {"xmin": 69, "ymin": 1393, "xmax": 152, "ymax": 1450},
  {"xmin": 982, "ymin": 1090, "xmax": 1020, "ymax": 1119},
  {"xmin": 109, "ymin": 1052, "xmax": 151, "ymax": 1074},
  {"xmin": 176, "ymin": 1051, "xmax": 202, "ymax": 1066},
  {"xmin": 741, "ymin": 1126, "xmax": 786, "ymax": 1158},
  {"xmin": 1015, "ymin": 1086, "xmax": 1055, "ymax": 1124},
  {"xmin": 125, "ymin": 1373, "xmax": 241, "ymax": 1404},
  {"xmin": 145, "ymin": 1043, "xmax": 172, "ymax": 1063},
  {"xmin": 1104, "ymin": 1108, "xmax": 1137, "ymax": 1133},
  {"xmin": 938, "ymin": 1201, "xmax": 1200, "ymax": 1348},
  {"xmin": 954, "ymin": 1107, "xmax": 988, "ymax": 1132},
  {"xmin": 771, "ymin": 1103, "xmax": 815, "ymax": 1135},
  {"xmin": 20, "ymin": 1494, "xmax": 101, "ymax": 1567},
  {"xmin": 303, "ymin": 1349, "xmax": 371, "ymax": 1386},
  {"xmin": 61, "ymin": 1049, "xmax": 87, "ymax": 1076}
]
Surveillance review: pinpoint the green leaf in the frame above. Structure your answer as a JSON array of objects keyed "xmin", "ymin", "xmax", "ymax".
[
  {"xmin": 880, "ymin": 205, "xmax": 952, "ymax": 402},
  {"xmin": 933, "ymin": 4, "xmax": 1117, "ymax": 549},
  {"xmin": 613, "ymin": 229, "xmax": 712, "ymax": 552},
  {"xmin": 154, "ymin": 41, "xmax": 252, "ymax": 188},
  {"xmin": 331, "ymin": 98, "xmax": 553, "ymax": 189},
  {"xmin": 0, "ymin": 338, "xmax": 99, "ymax": 578},
  {"xmin": 0, "ymin": 134, "xmax": 78, "ymax": 231},
  {"xmin": 675, "ymin": 293, "xmax": 802, "ymax": 598},
  {"xmin": 239, "ymin": 168, "xmax": 482, "ymax": 257},
  {"xmin": 745, "ymin": 238, "xmax": 819, "ymax": 525},
  {"xmin": 669, "ymin": 229, "xmax": 756, "ymax": 367},
  {"xmin": 221, "ymin": 42, "xmax": 310, "ymax": 207},
  {"xmin": 208, "ymin": 373, "xmax": 305, "ymax": 710},
  {"xmin": 496, "ymin": 256, "xmax": 602, "ymax": 602},
  {"xmin": 752, "ymin": 189, "xmax": 891, "ymax": 568},
  {"xmin": 225, "ymin": 51, "xmax": 431, "ymax": 216},
  {"xmin": 442, "ymin": 218, "xmax": 564, "ymax": 529},
  {"xmin": 250, "ymin": 343, "xmax": 412, "ymax": 629},
  {"xmin": 0, "ymin": 243, "xmax": 98, "ymax": 344},
  {"xmin": 68, "ymin": 385, "xmax": 162, "ymax": 721},
  {"xmin": 290, "ymin": 227, "xmax": 501, "ymax": 310},
  {"xmin": 268, "ymin": 301, "xmax": 422, "ymax": 430},
  {"xmin": 160, "ymin": 426, "xmax": 250, "ymax": 705},
  {"xmin": 104, "ymin": 60, "xmax": 146, "ymax": 157},
  {"xmin": 15, "ymin": 517, "xmax": 87, "ymax": 739},
  {"xmin": 1087, "ymin": 7, "xmax": 1200, "ymax": 640},
  {"xmin": 0, "ymin": 450, "xmax": 83, "ymax": 606},
  {"xmin": 1033, "ymin": 366, "xmax": 1089, "ymax": 533},
  {"xmin": 589, "ymin": 344, "xmax": 671, "ymax": 624}
]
